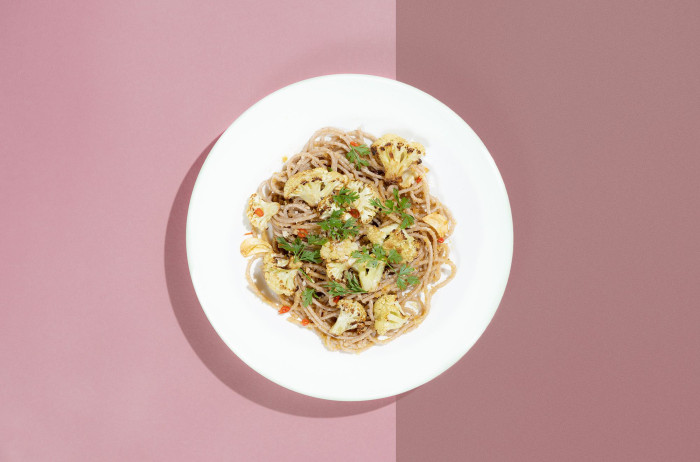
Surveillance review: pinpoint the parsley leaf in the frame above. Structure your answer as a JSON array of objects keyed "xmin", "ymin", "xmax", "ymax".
[
  {"xmin": 301, "ymin": 287, "xmax": 318, "ymax": 307},
  {"xmin": 318, "ymin": 210, "xmax": 359, "ymax": 241},
  {"xmin": 370, "ymin": 189, "xmax": 415, "ymax": 230},
  {"xmin": 386, "ymin": 249, "xmax": 403, "ymax": 265},
  {"xmin": 277, "ymin": 236, "xmax": 323, "ymax": 263},
  {"xmin": 333, "ymin": 187, "xmax": 360, "ymax": 207},
  {"xmin": 298, "ymin": 268, "xmax": 313, "ymax": 282},
  {"xmin": 325, "ymin": 271, "xmax": 366, "ymax": 296},
  {"xmin": 345, "ymin": 271, "xmax": 365, "ymax": 293},
  {"xmin": 396, "ymin": 264, "xmax": 420, "ymax": 290},
  {"xmin": 351, "ymin": 244, "xmax": 403, "ymax": 268},
  {"xmin": 306, "ymin": 234, "xmax": 328, "ymax": 246},
  {"xmin": 345, "ymin": 144, "xmax": 371, "ymax": 169},
  {"xmin": 277, "ymin": 236, "xmax": 304, "ymax": 255},
  {"xmin": 299, "ymin": 249, "xmax": 322, "ymax": 264}
]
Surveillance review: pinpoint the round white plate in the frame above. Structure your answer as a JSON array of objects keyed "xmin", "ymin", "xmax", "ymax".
[{"xmin": 186, "ymin": 74, "xmax": 512, "ymax": 401}]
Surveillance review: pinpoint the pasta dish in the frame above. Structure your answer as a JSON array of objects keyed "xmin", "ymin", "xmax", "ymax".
[{"xmin": 240, "ymin": 128, "xmax": 456, "ymax": 352}]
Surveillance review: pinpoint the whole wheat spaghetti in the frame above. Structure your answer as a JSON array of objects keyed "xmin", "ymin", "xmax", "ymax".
[{"xmin": 241, "ymin": 128, "xmax": 456, "ymax": 353}]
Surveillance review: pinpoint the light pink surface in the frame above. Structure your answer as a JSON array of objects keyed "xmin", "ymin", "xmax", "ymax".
[{"xmin": 0, "ymin": 2, "xmax": 395, "ymax": 461}]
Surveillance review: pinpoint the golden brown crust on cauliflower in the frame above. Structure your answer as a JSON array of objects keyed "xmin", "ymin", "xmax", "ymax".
[
  {"xmin": 283, "ymin": 167, "xmax": 348, "ymax": 206},
  {"xmin": 246, "ymin": 194, "xmax": 280, "ymax": 230},
  {"xmin": 370, "ymin": 134, "xmax": 425, "ymax": 181},
  {"xmin": 373, "ymin": 294, "xmax": 408, "ymax": 335},
  {"xmin": 383, "ymin": 229, "xmax": 418, "ymax": 262},
  {"xmin": 330, "ymin": 299, "xmax": 367, "ymax": 335},
  {"xmin": 262, "ymin": 253, "xmax": 298, "ymax": 296}
]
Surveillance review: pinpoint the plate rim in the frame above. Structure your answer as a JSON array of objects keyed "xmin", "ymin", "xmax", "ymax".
[{"xmin": 186, "ymin": 73, "xmax": 514, "ymax": 401}]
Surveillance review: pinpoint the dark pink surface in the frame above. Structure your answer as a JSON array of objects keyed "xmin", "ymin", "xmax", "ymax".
[
  {"xmin": 0, "ymin": 1, "xmax": 395, "ymax": 460},
  {"xmin": 397, "ymin": 1, "xmax": 700, "ymax": 461}
]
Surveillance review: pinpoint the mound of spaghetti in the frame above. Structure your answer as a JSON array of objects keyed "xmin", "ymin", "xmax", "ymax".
[{"xmin": 240, "ymin": 128, "xmax": 456, "ymax": 353}]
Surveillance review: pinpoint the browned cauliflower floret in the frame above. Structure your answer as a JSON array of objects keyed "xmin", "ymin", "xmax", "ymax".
[
  {"xmin": 321, "ymin": 239, "xmax": 359, "ymax": 282},
  {"xmin": 317, "ymin": 195, "xmax": 349, "ymax": 221},
  {"xmin": 262, "ymin": 253, "xmax": 298, "ymax": 296},
  {"xmin": 330, "ymin": 299, "xmax": 367, "ymax": 335},
  {"xmin": 326, "ymin": 261, "xmax": 353, "ymax": 281},
  {"xmin": 383, "ymin": 229, "xmax": 418, "ymax": 262},
  {"xmin": 370, "ymin": 134, "xmax": 425, "ymax": 181},
  {"xmin": 365, "ymin": 224, "xmax": 399, "ymax": 245},
  {"xmin": 346, "ymin": 180, "xmax": 380, "ymax": 224},
  {"xmin": 246, "ymin": 194, "xmax": 280, "ymax": 230},
  {"xmin": 320, "ymin": 239, "xmax": 359, "ymax": 262},
  {"xmin": 351, "ymin": 259, "xmax": 386, "ymax": 292},
  {"xmin": 422, "ymin": 212, "xmax": 449, "ymax": 237},
  {"xmin": 283, "ymin": 167, "xmax": 348, "ymax": 206},
  {"xmin": 373, "ymin": 294, "xmax": 408, "ymax": 335}
]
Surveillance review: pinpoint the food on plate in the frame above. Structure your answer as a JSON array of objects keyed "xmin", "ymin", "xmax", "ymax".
[{"xmin": 241, "ymin": 128, "xmax": 456, "ymax": 352}]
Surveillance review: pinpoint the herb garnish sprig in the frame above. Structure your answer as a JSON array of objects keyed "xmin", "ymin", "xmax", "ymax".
[
  {"xmin": 325, "ymin": 271, "xmax": 366, "ymax": 297},
  {"xmin": 370, "ymin": 189, "xmax": 415, "ymax": 229}
]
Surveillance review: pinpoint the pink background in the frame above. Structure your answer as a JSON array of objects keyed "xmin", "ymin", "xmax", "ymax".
[
  {"xmin": 397, "ymin": 1, "xmax": 700, "ymax": 461},
  {"xmin": 1, "ymin": 1, "xmax": 396, "ymax": 461},
  {"xmin": 4, "ymin": 1, "xmax": 700, "ymax": 460}
]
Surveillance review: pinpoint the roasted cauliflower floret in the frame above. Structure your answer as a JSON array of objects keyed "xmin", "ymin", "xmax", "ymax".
[
  {"xmin": 346, "ymin": 180, "xmax": 380, "ymax": 224},
  {"xmin": 351, "ymin": 260, "xmax": 386, "ymax": 292},
  {"xmin": 373, "ymin": 294, "xmax": 409, "ymax": 335},
  {"xmin": 383, "ymin": 229, "xmax": 418, "ymax": 262},
  {"xmin": 320, "ymin": 239, "xmax": 359, "ymax": 262},
  {"xmin": 422, "ymin": 212, "xmax": 449, "ymax": 238},
  {"xmin": 283, "ymin": 167, "xmax": 347, "ymax": 206},
  {"xmin": 240, "ymin": 237, "xmax": 272, "ymax": 257},
  {"xmin": 370, "ymin": 134, "xmax": 425, "ymax": 181},
  {"xmin": 326, "ymin": 261, "xmax": 353, "ymax": 281},
  {"xmin": 317, "ymin": 195, "xmax": 349, "ymax": 220},
  {"xmin": 365, "ymin": 224, "xmax": 399, "ymax": 245},
  {"xmin": 330, "ymin": 299, "xmax": 367, "ymax": 336},
  {"xmin": 246, "ymin": 194, "xmax": 280, "ymax": 230},
  {"xmin": 262, "ymin": 253, "xmax": 298, "ymax": 296}
]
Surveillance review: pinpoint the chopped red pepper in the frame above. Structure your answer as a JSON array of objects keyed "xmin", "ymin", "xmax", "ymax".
[
  {"xmin": 243, "ymin": 232, "xmax": 253, "ymax": 236},
  {"xmin": 254, "ymin": 208, "xmax": 264, "ymax": 217},
  {"xmin": 437, "ymin": 237, "xmax": 445, "ymax": 243},
  {"xmin": 416, "ymin": 176, "xmax": 422, "ymax": 183},
  {"xmin": 297, "ymin": 228, "xmax": 308, "ymax": 238},
  {"xmin": 349, "ymin": 141, "xmax": 360, "ymax": 147},
  {"xmin": 301, "ymin": 318, "xmax": 310, "ymax": 326},
  {"xmin": 333, "ymin": 296, "xmax": 341, "ymax": 303},
  {"xmin": 348, "ymin": 209, "xmax": 360, "ymax": 219},
  {"xmin": 278, "ymin": 306, "xmax": 291, "ymax": 314}
]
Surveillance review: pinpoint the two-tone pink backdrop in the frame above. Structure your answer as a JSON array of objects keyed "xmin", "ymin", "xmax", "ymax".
[
  {"xmin": 1, "ymin": 1, "xmax": 395, "ymax": 460},
  {"xmin": 3, "ymin": 1, "xmax": 699, "ymax": 461}
]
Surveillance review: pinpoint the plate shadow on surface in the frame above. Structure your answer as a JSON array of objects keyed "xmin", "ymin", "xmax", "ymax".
[{"xmin": 164, "ymin": 136, "xmax": 394, "ymax": 417}]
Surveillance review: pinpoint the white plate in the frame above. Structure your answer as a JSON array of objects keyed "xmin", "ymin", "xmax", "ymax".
[{"xmin": 186, "ymin": 74, "xmax": 513, "ymax": 401}]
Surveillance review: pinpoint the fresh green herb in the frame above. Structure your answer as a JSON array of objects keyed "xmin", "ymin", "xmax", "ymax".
[
  {"xmin": 277, "ymin": 236, "xmax": 323, "ymax": 263},
  {"xmin": 333, "ymin": 187, "xmax": 360, "ymax": 207},
  {"xmin": 325, "ymin": 271, "xmax": 366, "ymax": 297},
  {"xmin": 318, "ymin": 210, "xmax": 359, "ymax": 241},
  {"xmin": 298, "ymin": 268, "xmax": 313, "ymax": 282},
  {"xmin": 351, "ymin": 244, "xmax": 404, "ymax": 268},
  {"xmin": 301, "ymin": 287, "xmax": 318, "ymax": 307},
  {"xmin": 345, "ymin": 271, "xmax": 365, "ymax": 293},
  {"xmin": 277, "ymin": 236, "xmax": 304, "ymax": 255},
  {"xmin": 370, "ymin": 189, "xmax": 415, "ymax": 229},
  {"xmin": 386, "ymin": 249, "xmax": 403, "ymax": 265},
  {"xmin": 299, "ymin": 248, "xmax": 322, "ymax": 264},
  {"xmin": 345, "ymin": 144, "xmax": 371, "ymax": 169},
  {"xmin": 306, "ymin": 234, "xmax": 328, "ymax": 246},
  {"xmin": 396, "ymin": 264, "xmax": 420, "ymax": 290}
]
